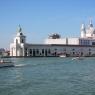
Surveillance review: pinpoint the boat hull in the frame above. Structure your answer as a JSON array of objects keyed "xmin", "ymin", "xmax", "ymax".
[{"xmin": 0, "ymin": 63, "xmax": 14, "ymax": 68}]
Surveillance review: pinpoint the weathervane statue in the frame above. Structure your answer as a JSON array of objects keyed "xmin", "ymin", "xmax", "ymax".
[{"xmin": 17, "ymin": 24, "xmax": 22, "ymax": 33}]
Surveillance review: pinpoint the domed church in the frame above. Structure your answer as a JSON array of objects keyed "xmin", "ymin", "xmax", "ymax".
[{"xmin": 10, "ymin": 20, "xmax": 95, "ymax": 57}]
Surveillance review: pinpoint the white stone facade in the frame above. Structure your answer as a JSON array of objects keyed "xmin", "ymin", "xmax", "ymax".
[
  {"xmin": 10, "ymin": 20, "xmax": 95, "ymax": 57},
  {"xmin": 10, "ymin": 25, "xmax": 26, "ymax": 56}
]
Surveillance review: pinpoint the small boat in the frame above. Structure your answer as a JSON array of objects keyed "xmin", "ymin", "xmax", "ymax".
[
  {"xmin": 0, "ymin": 59, "xmax": 14, "ymax": 68},
  {"xmin": 59, "ymin": 53, "xmax": 67, "ymax": 57},
  {"xmin": 72, "ymin": 57, "xmax": 84, "ymax": 60},
  {"xmin": 59, "ymin": 55, "xmax": 66, "ymax": 57},
  {"xmin": 59, "ymin": 54, "xmax": 66, "ymax": 58}
]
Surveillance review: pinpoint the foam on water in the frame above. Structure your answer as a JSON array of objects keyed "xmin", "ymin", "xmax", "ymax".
[{"xmin": 14, "ymin": 64, "xmax": 27, "ymax": 67}]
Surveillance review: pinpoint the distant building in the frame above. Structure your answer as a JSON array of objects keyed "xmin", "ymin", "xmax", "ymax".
[
  {"xmin": 10, "ymin": 20, "xmax": 95, "ymax": 57},
  {"xmin": 0, "ymin": 48, "xmax": 5, "ymax": 57},
  {"xmin": 0, "ymin": 48, "xmax": 9, "ymax": 57}
]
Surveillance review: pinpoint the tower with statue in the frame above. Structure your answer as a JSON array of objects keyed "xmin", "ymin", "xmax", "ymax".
[
  {"xmin": 10, "ymin": 19, "xmax": 95, "ymax": 57},
  {"xmin": 10, "ymin": 25, "xmax": 26, "ymax": 56}
]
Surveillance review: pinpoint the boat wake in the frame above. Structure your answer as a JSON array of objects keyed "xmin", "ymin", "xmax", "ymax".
[
  {"xmin": 14, "ymin": 64, "xmax": 27, "ymax": 67},
  {"xmin": 72, "ymin": 57, "xmax": 84, "ymax": 60}
]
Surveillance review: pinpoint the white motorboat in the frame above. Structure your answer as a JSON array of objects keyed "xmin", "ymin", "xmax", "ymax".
[
  {"xmin": 59, "ymin": 54, "xmax": 66, "ymax": 58},
  {"xmin": 0, "ymin": 59, "xmax": 14, "ymax": 67},
  {"xmin": 72, "ymin": 57, "xmax": 84, "ymax": 60}
]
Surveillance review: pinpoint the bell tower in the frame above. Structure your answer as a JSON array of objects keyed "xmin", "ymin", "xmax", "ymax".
[
  {"xmin": 14, "ymin": 25, "xmax": 26, "ymax": 44},
  {"xmin": 10, "ymin": 25, "xmax": 26, "ymax": 56}
]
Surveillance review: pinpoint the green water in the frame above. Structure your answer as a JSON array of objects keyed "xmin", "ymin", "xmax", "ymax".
[{"xmin": 0, "ymin": 57, "xmax": 95, "ymax": 95}]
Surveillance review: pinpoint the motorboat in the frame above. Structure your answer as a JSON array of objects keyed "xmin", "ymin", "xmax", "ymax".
[
  {"xmin": 59, "ymin": 54, "xmax": 66, "ymax": 58},
  {"xmin": 72, "ymin": 57, "xmax": 84, "ymax": 60},
  {"xmin": 0, "ymin": 59, "xmax": 14, "ymax": 67},
  {"xmin": 59, "ymin": 55, "xmax": 66, "ymax": 58}
]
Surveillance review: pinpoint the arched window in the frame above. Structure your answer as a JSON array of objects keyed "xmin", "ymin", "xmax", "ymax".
[
  {"xmin": 30, "ymin": 49, "xmax": 32, "ymax": 54},
  {"xmin": 42, "ymin": 49, "xmax": 44, "ymax": 54},
  {"xmin": 36, "ymin": 49, "xmax": 39, "ymax": 54},
  {"xmin": 21, "ymin": 39, "xmax": 24, "ymax": 43}
]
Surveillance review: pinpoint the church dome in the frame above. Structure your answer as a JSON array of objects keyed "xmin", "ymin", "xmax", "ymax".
[
  {"xmin": 86, "ymin": 19, "xmax": 95, "ymax": 35},
  {"xmin": 86, "ymin": 27, "xmax": 94, "ymax": 33},
  {"xmin": 89, "ymin": 27, "xmax": 95, "ymax": 34}
]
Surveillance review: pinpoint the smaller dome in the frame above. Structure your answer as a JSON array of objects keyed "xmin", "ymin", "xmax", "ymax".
[
  {"xmin": 48, "ymin": 33, "xmax": 61, "ymax": 39},
  {"xmin": 86, "ymin": 27, "xmax": 95, "ymax": 35}
]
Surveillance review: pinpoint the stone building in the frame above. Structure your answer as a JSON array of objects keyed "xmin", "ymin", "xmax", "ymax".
[{"xmin": 10, "ymin": 20, "xmax": 95, "ymax": 57}]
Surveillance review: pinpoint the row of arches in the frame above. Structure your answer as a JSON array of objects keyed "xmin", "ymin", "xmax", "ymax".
[{"xmin": 24, "ymin": 48, "xmax": 93, "ymax": 57}]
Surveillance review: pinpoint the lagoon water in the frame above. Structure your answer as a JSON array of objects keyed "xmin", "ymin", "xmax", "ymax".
[{"xmin": 0, "ymin": 57, "xmax": 95, "ymax": 95}]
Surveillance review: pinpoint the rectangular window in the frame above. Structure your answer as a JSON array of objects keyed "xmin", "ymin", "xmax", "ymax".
[{"xmin": 92, "ymin": 42, "xmax": 95, "ymax": 45}]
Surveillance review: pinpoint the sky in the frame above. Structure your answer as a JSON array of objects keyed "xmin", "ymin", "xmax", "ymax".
[{"xmin": 0, "ymin": 0, "xmax": 95, "ymax": 48}]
